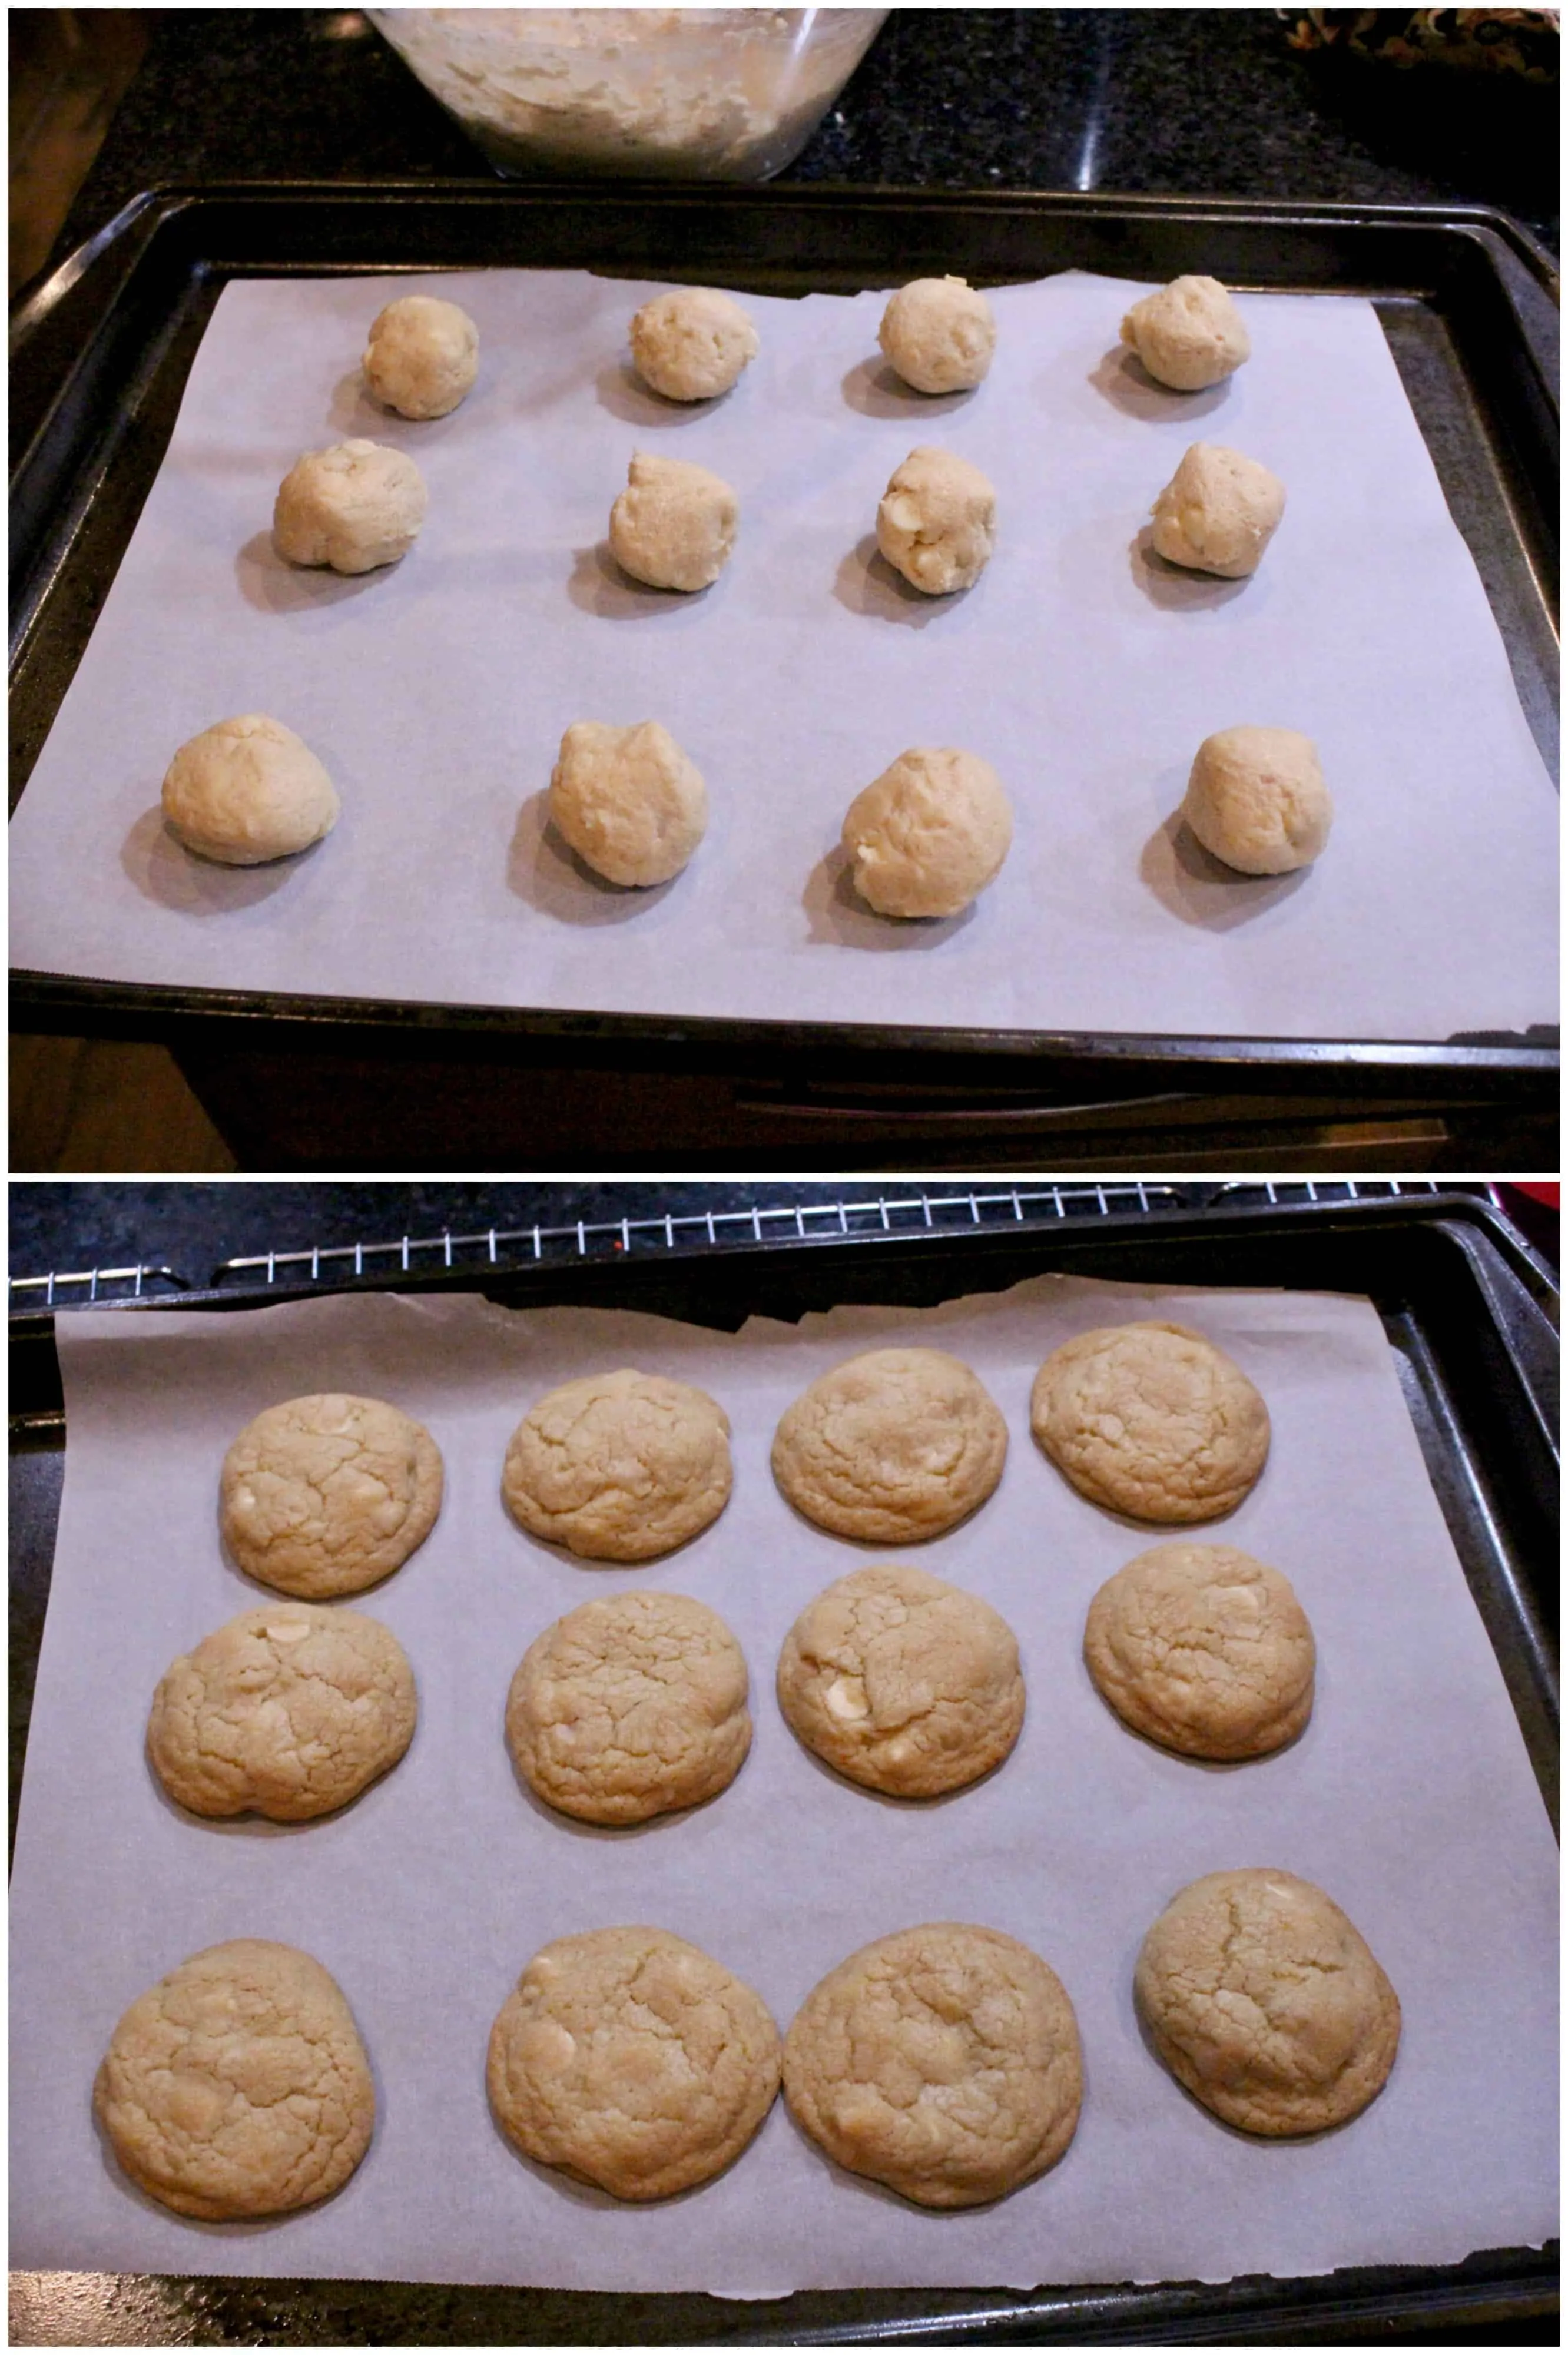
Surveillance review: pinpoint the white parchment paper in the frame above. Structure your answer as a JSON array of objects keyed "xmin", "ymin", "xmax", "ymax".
[
  {"xmin": 9, "ymin": 1278, "xmax": 1558, "ymax": 2295},
  {"xmin": 9, "ymin": 268, "xmax": 1557, "ymax": 1041}
]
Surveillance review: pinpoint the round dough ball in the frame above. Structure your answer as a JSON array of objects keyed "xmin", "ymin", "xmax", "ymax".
[
  {"xmin": 609, "ymin": 450, "xmax": 737, "ymax": 591},
  {"xmin": 1084, "ymin": 1544, "xmax": 1314, "ymax": 1759},
  {"xmin": 506, "ymin": 1590, "xmax": 751, "ymax": 1824},
  {"xmin": 876, "ymin": 445, "xmax": 996, "ymax": 594},
  {"xmin": 1121, "ymin": 275, "xmax": 1251, "ymax": 391},
  {"xmin": 549, "ymin": 718, "xmax": 707, "ymax": 887},
  {"xmin": 147, "ymin": 1604, "xmax": 417, "ymax": 1821},
  {"xmin": 842, "ymin": 745, "xmax": 1012, "ymax": 918},
  {"xmin": 488, "ymin": 1926, "xmax": 780, "ymax": 2200},
  {"xmin": 777, "ymin": 1563, "xmax": 1023, "ymax": 1798},
  {"xmin": 784, "ymin": 1923, "xmax": 1081, "ymax": 2208},
  {"xmin": 1031, "ymin": 1322, "xmax": 1269, "ymax": 1524},
  {"xmin": 94, "ymin": 1940, "xmax": 375, "ymax": 2219},
  {"xmin": 161, "ymin": 713, "xmax": 339, "ymax": 866},
  {"xmin": 1150, "ymin": 441, "xmax": 1284, "ymax": 577},
  {"xmin": 273, "ymin": 438, "xmax": 427, "ymax": 573},
  {"xmin": 502, "ymin": 1368, "xmax": 732, "ymax": 1562},
  {"xmin": 362, "ymin": 293, "xmax": 479, "ymax": 419},
  {"xmin": 220, "ymin": 1393, "xmax": 443, "ymax": 1598},
  {"xmin": 1182, "ymin": 725, "xmax": 1332, "ymax": 874},
  {"xmin": 878, "ymin": 276, "xmax": 997, "ymax": 394},
  {"xmin": 1135, "ymin": 1869, "xmax": 1401, "ymax": 2135},
  {"xmin": 772, "ymin": 1346, "xmax": 1007, "ymax": 1544},
  {"xmin": 629, "ymin": 286, "xmax": 759, "ymax": 401}
]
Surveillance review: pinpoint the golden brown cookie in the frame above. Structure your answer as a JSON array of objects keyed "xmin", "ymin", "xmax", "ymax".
[
  {"xmin": 771, "ymin": 1347, "xmax": 1007, "ymax": 1543},
  {"xmin": 1030, "ymin": 1322, "xmax": 1269, "ymax": 1523},
  {"xmin": 1084, "ymin": 1544, "xmax": 1314, "ymax": 1759},
  {"xmin": 501, "ymin": 1369, "xmax": 732, "ymax": 1561},
  {"xmin": 220, "ymin": 1393, "xmax": 442, "ymax": 1597}
]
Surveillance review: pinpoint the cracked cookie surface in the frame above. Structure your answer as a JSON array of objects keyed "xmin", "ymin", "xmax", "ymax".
[
  {"xmin": 502, "ymin": 1369, "xmax": 732, "ymax": 1562},
  {"xmin": 1085, "ymin": 1544, "xmax": 1314, "ymax": 1759},
  {"xmin": 1031, "ymin": 1322, "xmax": 1269, "ymax": 1523},
  {"xmin": 772, "ymin": 1348, "xmax": 1007, "ymax": 1543},
  {"xmin": 94, "ymin": 1939, "xmax": 375, "ymax": 2219},
  {"xmin": 507, "ymin": 1591, "xmax": 750, "ymax": 1823},
  {"xmin": 220, "ymin": 1393, "xmax": 442, "ymax": 1597},
  {"xmin": 778, "ymin": 1563, "xmax": 1023, "ymax": 1797},
  {"xmin": 487, "ymin": 1926, "xmax": 780, "ymax": 2200},
  {"xmin": 148, "ymin": 1604, "xmax": 417, "ymax": 1820},
  {"xmin": 784, "ymin": 1922, "xmax": 1081, "ymax": 2208},
  {"xmin": 1136, "ymin": 1868, "xmax": 1400, "ymax": 2135}
]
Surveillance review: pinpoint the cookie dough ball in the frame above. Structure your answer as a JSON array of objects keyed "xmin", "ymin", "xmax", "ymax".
[
  {"xmin": 147, "ymin": 1604, "xmax": 417, "ymax": 1820},
  {"xmin": 1136, "ymin": 1869, "xmax": 1401, "ymax": 2135},
  {"xmin": 784, "ymin": 1924, "xmax": 1081, "ymax": 2208},
  {"xmin": 773, "ymin": 1346, "xmax": 1007, "ymax": 1544},
  {"xmin": 363, "ymin": 293, "xmax": 478, "ymax": 419},
  {"xmin": 778, "ymin": 1563, "xmax": 1023, "ymax": 1798},
  {"xmin": 549, "ymin": 719, "xmax": 707, "ymax": 887},
  {"xmin": 1121, "ymin": 275, "xmax": 1251, "ymax": 391},
  {"xmin": 502, "ymin": 1368, "xmax": 732, "ymax": 1562},
  {"xmin": 273, "ymin": 438, "xmax": 426, "ymax": 573},
  {"xmin": 1183, "ymin": 725, "xmax": 1332, "ymax": 875},
  {"xmin": 876, "ymin": 445, "xmax": 996, "ymax": 595},
  {"xmin": 1150, "ymin": 442, "xmax": 1284, "ymax": 578},
  {"xmin": 94, "ymin": 1940, "xmax": 375, "ymax": 2219},
  {"xmin": 161, "ymin": 714, "xmax": 339, "ymax": 866},
  {"xmin": 609, "ymin": 450, "xmax": 737, "ymax": 592},
  {"xmin": 220, "ymin": 1393, "xmax": 443, "ymax": 1598},
  {"xmin": 630, "ymin": 286, "xmax": 759, "ymax": 402},
  {"xmin": 1031, "ymin": 1322, "xmax": 1269, "ymax": 1524},
  {"xmin": 878, "ymin": 276, "xmax": 997, "ymax": 394},
  {"xmin": 1085, "ymin": 1544, "xmax": 1314, "ymax": 1759},
  {"xmin": 488, "ymin": 1926, "xmax": 780, "ymax": 2200},
  {"xmin": 842, "ymin": 745, "xmax": 1012, "ymax": 918}
]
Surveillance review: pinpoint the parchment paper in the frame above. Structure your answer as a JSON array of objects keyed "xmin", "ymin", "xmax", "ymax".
[
  {"xmin": 9, "ymin": 1278, "xmax": 1557, "ymax": 2296},
  {"xmin": 9, "ymin": 268, "xmax": 1557, "ymax": 1041}
]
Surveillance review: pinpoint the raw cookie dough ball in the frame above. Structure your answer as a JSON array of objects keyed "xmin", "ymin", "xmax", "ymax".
[
  {"xmin": 506, "ymin": 1590, "xmax": 750, "ymax": 1824},
  {"xmin": 1135, "ymin": 1869, "xmax": 1401, "ymax": 2135},
  {"xmin": 1084, "ymin": 1544, "xmax": 1314, "ymax": 1759},
  {"xmin": 1031, "ymin": 1322, "xmax": 1269, "ymax": 1524},
  {"xmin": 502, "ymin": 1368, "xmax": 732, "ymax": 1562},
  {"xmin": 161, "ymin": 714, "xmax": 339, "ymax": 866},
  {"xmin": 220, "ymin": 1393, "xmax": 443, "ymax": 1598},
  {"xmin": 784, "ymin": 1923, "xmax": 1081, "ymax": 2208},
  {"xmin": 878, "ymin": 276, "xmax": 997, "ymax": 394},
  {"xmin": 147, "ymin": 1604, "xmax": 417, "ymax": 1820},
  {"xmin": 1121, "ymin": 274, "xmax": 1251, "ymax": 391},
  {"xmin": 1183, "ymin": 725, "xmax": 1332, "ymax": 875},
  {"xmin": 630, "ymin": 286, "xmax": 759, "ymax": 401},
  {"xmin": 842, "ymin": 745, "xmax": 1012, "ymax": 918},
  {"xmin": 363, "ymin": 293, "xmax": 479, "ymax": 419},
  {"xmin": 488, "ymin": 1926, "xmax": 780, "ymax": 2200},
  {"xmin": 876, "ymin": 445, "xmax": 996, "ymax": 595},
  {"xmin": 273, "ymin": 438, "xmax": 427, "ymax": 573},
  {"xmin": 772, "ymin": 1346, "xmax": 1008, "ymax": 1544},
  {"xmin": 94, "ymin": 1940, "xmax": 375, "ymax": 2219},
  {"xmin": 549, "ymin": 719, "xmax": 707, "ymax": 887},
  {"xmin": 1150, "ymin": 442, "xmax": 1284, "ymax": 578},
  {"xmin": 609, "ymin": 450, "xmax": 737, "ymax": 591},
  {"xmin": 777, "ymin": 1563, "xmax": 1024, "ymax": 1797}
]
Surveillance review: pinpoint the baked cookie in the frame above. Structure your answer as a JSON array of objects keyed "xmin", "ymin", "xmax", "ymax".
[
  {"xmin": 777, "ymin": 1563, "xmax": 1023, "ymax": 1797},
  {"xmin": 488, "ymin": 1926, "xmax": 780, "ymax": 2200},
  {"xmin": 784, "ymin": 1923, "xmax": 1081, "ymax": 2207},
  {"xmin": 220, "ymin": 1393, "xmax": 443, "ymax": 1597},
  {"xmin": 1030, "ymin": 1322, "xmax": 1268, "ymax": 1523},
  {"xmin": 1085, "ymin": 1544, "xmax": 1314, "ymax": 1759},
  {"xmin": 1135, "ymin": 1868, "xmax": 1400, "ymax": 2135},
  {"xmin": 148, "ymin": 1603, "xmax": 417, "ymax": 1820},
  {"xmin": 94, "ymin": 1939, "xmax": 375, "ymax": 2219},
  {"xmin": 507, "ymin": 1590, "xmax": 750, "ymax": 1823},
  {"xmin": 772, "ymin": 1347, "xmax": 1007, "ymax": 1543},
  {"xmin": 502, "ymin": 1369, "xmax": 732, "ymax": 1562}
]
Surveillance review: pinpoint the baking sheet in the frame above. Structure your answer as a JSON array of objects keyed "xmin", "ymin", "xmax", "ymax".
[
  {"xmin": 8, "ymin": 267, "xmax": 1557, "ymax": 1042},
  {"xmin": 8, "ymin": 1278, "xmax": 1558, "ymax": 2296}
]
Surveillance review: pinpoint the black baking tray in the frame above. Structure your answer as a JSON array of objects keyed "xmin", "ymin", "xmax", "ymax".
[
  {"xmin": 7, "ymin": 187, "xmax": 1561, "ymax": 1168},
  {"xmin": 9, "ymin": 1187, "xmax": 1558, "ymax": 2344}
]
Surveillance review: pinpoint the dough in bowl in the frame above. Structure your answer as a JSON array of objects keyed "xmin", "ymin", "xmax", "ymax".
[
  {"xmin": 841, "ymin": 745, "xmax": 1012, "ymax": 918},
  {"xmin": 363, "ymin": 293, "xmax": 479, "ymax": 417},
  {"xmin": 161, "ymin": 714, "xmax": 339, "ymax": 865},
  {"xmin": 630, "ymin": 286, "xmax": 759, "ymax": 400},
  {"xmin": 549, "ymin": 719, "xmax": 707, "ymax": 887},
  {"xmin": 273, "ymin": 439, "xmax": 427, "ymax": 572}
]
